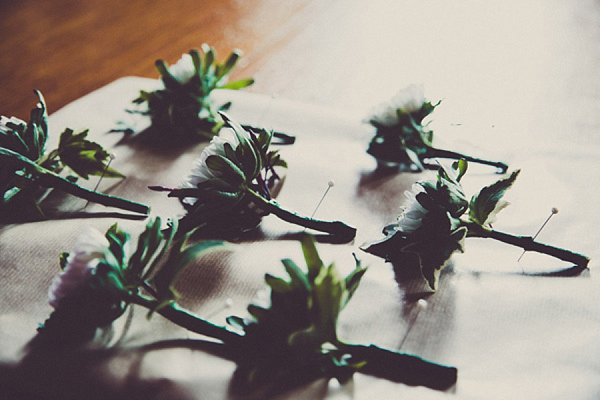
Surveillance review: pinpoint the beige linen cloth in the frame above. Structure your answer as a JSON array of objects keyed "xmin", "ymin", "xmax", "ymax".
[{"xmin": 0, "ymin": 78, "xmax": 598, "ymax": 399}]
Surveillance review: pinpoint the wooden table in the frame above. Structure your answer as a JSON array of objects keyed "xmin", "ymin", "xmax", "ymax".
[{"xmin": 1, "ymin": 1, "xmax": 600, "ymax": 399}]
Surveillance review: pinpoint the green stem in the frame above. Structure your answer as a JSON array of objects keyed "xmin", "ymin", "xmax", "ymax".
[
  {"xmin": 466, "ymin": 222, "xmax": 589, "ymax": 266},
  {"xmin": 1, "ymin": 148, "xmax": 149, "ymax": 215},
  {"xmin": 129, "ymin": 294, "xmax": 243, "ymax": 346},
  {"xmin": 342, "ymin": 343, "xmax": 457, "ymax": 390},
  {"xmin": 425, "ymin": 147, "xmax": 508, "ymax": 173},
  {"xmin": 245, "ymin": 189, "xmax": 356, "ymax": 241}
]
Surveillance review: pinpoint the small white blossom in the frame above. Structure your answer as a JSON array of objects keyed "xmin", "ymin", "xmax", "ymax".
[
  {"xmin": 396, "ymin": 184, "xmax": 429, "ymax": 233},
  {"xmin": 0, "ymin": 116, "xmax": 26, "ymax": 134},
  {"xmin": 180, "ymin": 129, "xmax": 239, "ymax": 205},
  {"xmin": 48, "ymin": 228, "xmax": 109, "ymax": 308},
  {"xmin": 168, "ymin": 53, "xmax": 196, "ymax": 84},
  {"xmin": 365, "ymin": 84, "xmax": 426, "ymax": 127}
]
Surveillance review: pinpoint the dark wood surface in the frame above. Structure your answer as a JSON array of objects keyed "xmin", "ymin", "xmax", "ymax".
[{"xmin": 3, "ymin": 0, "xmax": 600, "ymax": 133}]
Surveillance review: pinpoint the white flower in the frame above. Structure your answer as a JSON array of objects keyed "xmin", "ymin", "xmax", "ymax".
[
  {"xmin": 0, "ymin": 115, "xmax": 26, "ymax": 134},
  {"xmin": 365, "ymin": 84, "xmax": 426, "ymax": 127},
  {"xmin": 48, "ymin": 228, "xmax": 110, "ymax": 308},
  {"xmin": 168, "ymin": 53, "xmax": 196, "ymax": 84},
  {"xmin": 180, "ymin": 129, "xmax": 239, "ymax": 205},
  {"xmin": 396, "ymin": 184, "xmax": 429, "ymax": 233}
]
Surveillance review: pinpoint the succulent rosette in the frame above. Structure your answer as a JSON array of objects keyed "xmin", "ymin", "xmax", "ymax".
[
  {"xmin": 152, "ymin": 113, "xmax": 356, "ymax": 241},
  {"xmin": 362, "ymin": 160, "xmax": 589, "ymax": 290},
  {"xmin": 365, "ymin": 85, "xmax": 508, "ymax": 173},
  {"xmin": 0, "ymin": 91, "xmax": 148, "ymax": 220},
  {"xmin": 131, "ymin": 44, "xmax": 255, "ymax": 141}
]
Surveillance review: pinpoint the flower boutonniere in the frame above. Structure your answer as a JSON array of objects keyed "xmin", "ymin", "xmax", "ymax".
[
  {"xmin": 36, "ymin": 217, "xmax": 231, "ymax": 347},
  {"xmin": 37, "ymin": 224, "xmax": 456, "ymax": 393},
  {"xmin": 365, "ymin": 84, "xmax": 508, "ymax": 173},
  {"xmin": 362, "ymin": 159, "xmax": 589, "ymax": 290},
  {"xmin": 0, "ymin": 91, "xmax": 149, "ymax": 221},
  {"xmin": 150, "ymin": 113, "xmax": 356, "ymax": 241},
  {"xmin": 129, "ymin": 44, "xmax": 255, "ymax": 141},
  {"xmin": 226, "ymin": 235, "xmax": 457, "ymax": 395}
]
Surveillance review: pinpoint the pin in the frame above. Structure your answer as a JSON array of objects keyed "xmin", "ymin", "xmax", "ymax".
[
  {"xmin": 303, "ymin": 180, "xmax": 335, "ymax": 233},
  {"xmin": 92, "ymin": 153, "xmax": 116, "ymax": 193},
  {"xmin": 310, "ymin": 180, "xmax": 335, "ymax": 219},
  {"xmin": 517, "ymin": 207, "xmax": 559, "ymax": 263},
  {"xmin": 205, "ymin": 298, "xmax": 234, "ymax": 319},
  {"xmin": 84, "ymin": 153, "xmax": 116, "ymax": 208},
  {"xmin": 398, "ymin": 299, "xmax": 428, "ymax": 350}
]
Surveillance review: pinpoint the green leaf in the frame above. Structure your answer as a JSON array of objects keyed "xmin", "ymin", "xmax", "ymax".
[
  {"xmin": 301, "ymin": 235, "xmax": 324, "ymax": 281},
  {"xmin": 281, "ymin": 258, "xmax": 311, "ymax": 291},
  {"xmin": 219, "ymin": 77, "xmax": 255, "ymax": 90},
  {"xmin": 202, "ymin": 44, "xmax": 215, "ymax": 76},
  {"xmin": 469, "ymin": 169, "xmax": 520, "ymax": 226},
  {"xmin": 220, "ymin": 112, "xmax": 261, "ymax": 180},
  {"xmin": 56, "ymin": 128, "xmax": 124, "ymax": 179},
  {"xmin": 265, "ymin": 273, "xmax": 292, "ymax": 293},
  {"xmin": 453, "ymin": 159, "xmax": 468, "ymax": 181},
  {"xmin": 190, "ymin": 49, "xmax": 202, "ymax": 78},
  {"xmin": 127, "ymin": 217, "xmax": 164, "ymax": 280},
  {"xmin": 247, "ymin": 304, "xmax": 269, "ymax": 321},
  {"xmin": 312, "ymin": 263, "xmax": 343, "ymax": 341},
  {"xmin": 104, "ymin": 223, "xmax": 130, "ymax": 269},
  {"xmin": 151, "ymin": 239, "xmax": 227, "ymax": 302},
  {"xmin": 344, "ymin": 257, "xmax": 367, "ymax": 304},
  {"xmin": 205, "ymin": 154, "xmax": 245, "ymax": 183},
  {"xmin": 218, "ymin": 50, "xmax": 241, "ymax": 79}
]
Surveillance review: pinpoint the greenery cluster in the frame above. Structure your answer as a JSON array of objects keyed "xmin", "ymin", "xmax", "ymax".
[
  {"xmin": 132, "ymin": 44, "xmax": 254, "ymax": 140},
  {"xmin": 0, "ymin": 91, "xmax": 145, "ymax": 220}
]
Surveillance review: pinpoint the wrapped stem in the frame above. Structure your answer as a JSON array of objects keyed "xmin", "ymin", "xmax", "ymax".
[
  {"xmin": 128, "ymin": 294, "xmax": 242, "ymax": 345},
  {"xmin": 246, "ymin": 189, "xmax": 356, "ymax": 241},
  {"xmin": 425, "ymin": 147, "xmax": 508, "ymax": 173},
  {"xmin": 466, "ymin": 223, "xmax": 589, "ymax": 266},
  {"xmin": 1, "ymin": 148, "xmax": 149, "ymax": 215},
  {"xmin": 343, "ymin": 343, "xmax": 457, "ymax": 390}
]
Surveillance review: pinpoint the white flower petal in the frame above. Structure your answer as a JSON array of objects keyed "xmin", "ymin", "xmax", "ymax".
[
  {"xmin": 0, "ymin": 116, "xmax": 26, "ymax": 134},
  {"xmin": 396, "ymin": 184, "xmax": 429, "ymax": 233},
  {"xmin": 168, "ymin": 53, "xmax": 196, "ymax": 84},
  {"xmin": 365, "ymin": 84, "xmax": 426, "ymax": 127},
  {"xmin": 179, "ymin": 129, "xmax": 240, "ymax": 205},
  {"xmin": 48, "ymin": 228, "xmax": 109, "ymax": 308}
]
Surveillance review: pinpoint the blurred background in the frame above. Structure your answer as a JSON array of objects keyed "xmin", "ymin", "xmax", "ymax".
[{"xmin": 2, "ymin": 0, "xmax": 600, "ymax": 142}]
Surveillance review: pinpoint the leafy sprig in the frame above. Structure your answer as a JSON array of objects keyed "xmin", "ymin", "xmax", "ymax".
[
  {"xmin": 151, "ymin": 113, "xmax": 356, "ymax": 241},
  {"xmin": 362, "ymin": 159, "xmax": 589, "ymax": 290},
  {"xmin": 226, "ymin": 235, "xmax": 457, "ymax": 394},
  {"xmin": 0, "ymin": 91, "xmax": 148, "ymax": 220},
  {"xmin": 365, "ymin": 85, "xmax": 508, "ymax": 173},
  {"xmin": 130, "ymin": 44, "xmax": 254, "ymax": 141},
  {"xmin": 38, "ymin": 217, "xmax": 233, "ymax": 346},
  {"xmin": 38, "ymin": 225, "xmax": 456, "ymax": 393}
]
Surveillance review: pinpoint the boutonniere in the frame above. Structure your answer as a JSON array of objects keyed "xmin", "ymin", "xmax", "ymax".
[
  {"xmin": 128, "ymin": 44, "xmax": 254, "ymax": 142},
  {"xmin": 362, "ymin": 159, "xmax": 589, "ymax": 290},
  {"xmin": 37, "ymin": 217, "xmax": 230, "ymax": 347},
  {"xmin": 150, "ymin": 113, "xmax": 356, "ymax": 241},
  {"xmin": 0, "ymin": 91, "xmax": 149, "ymax": 221},
  {"xmin": 226, "ymin": 235, "xmax": 456, "ymax": 395},
  {"xmin": 37, "ymin": 223, "xmax": 456, "ymax": 394},
  {"xmin": 365, "ymin": 84, "xmax": 508, "ymax": 173}
]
